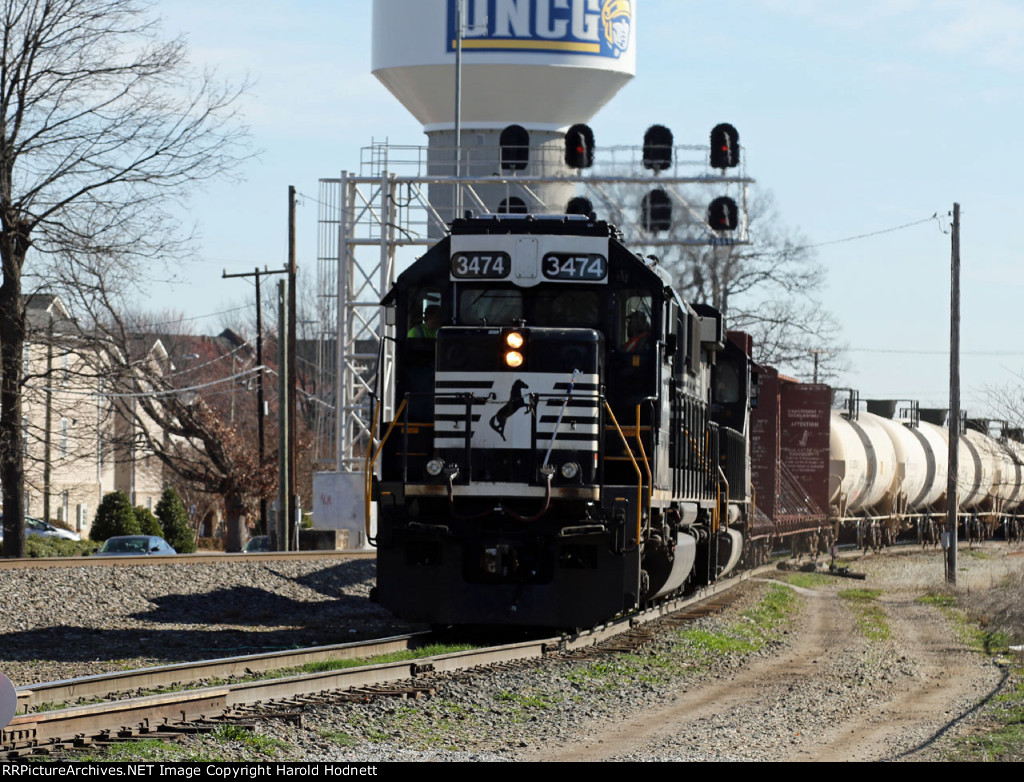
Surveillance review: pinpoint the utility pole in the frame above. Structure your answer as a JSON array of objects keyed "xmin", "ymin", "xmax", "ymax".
[
  {"xmin": 809, "ymin": 349, "xmax": 824, "ymax": 384},
  {"xmin": 946, "ymin": 203, "xmax": 960, "ymax": 585},
  {"xmin": 277, "ymin": 279, "xmax": 290, "ymax": 550},
  {"xmin": 222, "ymin": 266, "xmax": 287, "ymax": 536},
  {"xmin": 454, "ymin": 0, "xmax": 463, "ymax": 220},
  {"xmin": 287, "ymin": 186, "xmax": 299, "ymax": 550},
  {"xmin": 43, "ymin": 318, "xmax": 53, "ymax": 522}
]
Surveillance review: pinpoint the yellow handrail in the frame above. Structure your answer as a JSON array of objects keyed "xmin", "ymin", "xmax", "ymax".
[
  {"xmin": 364, "ymin": 398, "xmax": 409, "ymax": 539},
  {"xmin": 634, "ymin": 405, "xmax": 653, "ymax": 514},
  {"xmin": 604, "ymin": 402, "xmax": 643, "ymax": 545},
  {"xmin": 716, "ymin": 466, "xmax": 729, "ymax": 535}
]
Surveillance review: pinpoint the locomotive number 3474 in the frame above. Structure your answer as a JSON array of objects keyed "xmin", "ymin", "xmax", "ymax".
[
  {"xmin": 542, "ymin": 253, "xmax": 607, "ymax": 280},
  {"xmin": 450, "ymin": 252, "xmax": 511, "ymax": 278}
]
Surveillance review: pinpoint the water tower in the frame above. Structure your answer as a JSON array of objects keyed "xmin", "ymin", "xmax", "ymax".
[{"xmin": 372, "ymin": 0, "xmax": 637, "ymax": 230}]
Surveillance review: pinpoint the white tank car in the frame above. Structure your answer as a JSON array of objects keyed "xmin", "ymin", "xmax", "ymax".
[
  {"xmin": 959, "ymin": 428, "xmax": 1000, "ymax": 510},
  {"xmin": 829, "ymin": 411, "xmax": 899, "ymax": 516},
  {"xmin": 912, "ymin": 424, "xmax": 979, "ymax": 511},
  {"xmin": 896, "ymin": 419, "xmax": 949, "ymax": 511},
  {"xmin": 986, "ymin": 434, "xmax": 1021, "ymax": 507},
  {"xmin": 871, "ymin": 415, "xmax": 928, "ymax": 513},
  {"xmin": 998, "ymin": 438, "xmax": 1024, "ymax": 509}
]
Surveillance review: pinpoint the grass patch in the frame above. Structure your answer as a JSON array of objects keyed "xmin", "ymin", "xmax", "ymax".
[
  {"xmin": 565, "ymin": 656, "xmax": 653, "ymax": 690},
  {"xmin": 494, "ymin": 688, "xmax": 562, "ymax": 714},
  {"xmin": 774, "ymin": 571, "xmax": 836, "ymax": 589},
  {"xmin": 947, "ymin": 669, "xmax": 1024, "ymax": 761},
  {"xmin": 335, "ymin": 584, "xmax": 801, "ymax": 754},
  {"xmin": 210, "ymin": 724, "xmax": 289, "ymax": 755},
  {"xmin": 917, "ymin": 593, "xmax": 1011, "ymax": 657},
  {"xmin": 917, "ymin": 593, "xmax": 957, "ymax": 608},
  {"xmin": 840, "ymin": 588, "xmax": 890, "ymax": 641},
  {"xmin": 674, "ymin": 584, "xmax": 798, "ymax": 670},
  {"xmin": 959, "ymin": 549, "xmax": 991, "ymax": 560},
  {"xmin": 347, "ymin": 699, "xmax": 482, "ymax": 750},
  {"xmin": 319, "ymin": 729, "xmax": 360, "ymax": 747}
]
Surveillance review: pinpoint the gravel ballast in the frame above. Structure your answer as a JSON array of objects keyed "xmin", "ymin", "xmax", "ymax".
[{"xmin": 0, "ymin": 557, "xmax": 412, "ymax": 686}]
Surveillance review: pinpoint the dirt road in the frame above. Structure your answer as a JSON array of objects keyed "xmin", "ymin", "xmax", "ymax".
[{"xmin": 525, "ymin": 547, "xmax": 1016, "ymax": 762}]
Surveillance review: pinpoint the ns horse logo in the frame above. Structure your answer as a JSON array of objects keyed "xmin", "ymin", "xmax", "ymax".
[{"xmin": 489, "ymin": 379, "xmax": 531, "ymax": 441}]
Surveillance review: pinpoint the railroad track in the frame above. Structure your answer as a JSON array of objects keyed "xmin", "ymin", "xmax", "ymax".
[{"xmin": 2, "ymin": 570, "xmax": 755, "ymax": 758}]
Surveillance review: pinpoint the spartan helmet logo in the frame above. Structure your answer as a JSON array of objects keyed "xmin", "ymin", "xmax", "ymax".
[{"xmin": 601, "ymin": 0, "xmax": 632, "ymax": 57}]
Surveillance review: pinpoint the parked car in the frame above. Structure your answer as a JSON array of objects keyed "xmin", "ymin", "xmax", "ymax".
[
  {"xmin": 27, "ymin": 517, "xmax": 81, "ymax": 541},
  {"xmin": 242, "ymin": 535, "xmax": 271, "ymax": 553},
  {"xmin": 95, "ymin": 535, "xmax": 176, "ymax": 556},
  {"xmin": 0, "ymin": 514, "xmax": 80, "ymax": 540}
]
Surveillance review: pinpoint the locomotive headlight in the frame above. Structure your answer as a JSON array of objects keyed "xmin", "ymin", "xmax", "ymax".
[
  {"xmin": 425, "ymin": 457, "xmax": 445, "ymax": 477},
  {"xmin": 505, "ymin": 331, "xmax": 524, "ymax": 349},
  {"xmin": 560, "ymin": 461, "xmax": 580, "ymax": 480},
  {"xmin": 505, "ymin": 350, "xmax": 524, "ymax": 368}
]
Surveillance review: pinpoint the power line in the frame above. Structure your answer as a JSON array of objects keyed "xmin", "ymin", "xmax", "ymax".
[
  {"xmin": 800, "ymin": 213, "xmax": 942, "ymax": 250},
  {"xmin": 25, "ymin": 366, "xmax": 267, "ymax": 400},
  {"xmin": 847, "ymin": 347, "xmax": 1024, "ymax": 356},
  {"xmin": 140, "ymin": 305, "xmax": 252, "ymax": 329}
]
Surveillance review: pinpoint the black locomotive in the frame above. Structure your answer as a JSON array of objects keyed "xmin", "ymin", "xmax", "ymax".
[{"xmin": 370, "ymin": 214, "xmax": 754, "ymax": 628}]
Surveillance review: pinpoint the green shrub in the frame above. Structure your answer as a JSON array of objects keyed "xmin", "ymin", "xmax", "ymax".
[
  {"xmin": 135, "ymin": 506, "xmax": 163, "ymax": 536},
  {"xmin": 155, "ymin": 487, "xmax": 195, "ymax": 553},
  {"xmin": 90, "ymin": 491, "xmax": 141, "ymax": 542}
]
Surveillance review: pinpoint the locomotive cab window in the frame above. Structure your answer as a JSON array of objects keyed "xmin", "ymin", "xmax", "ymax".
[
  {"xmin": 408, "ymin": 289, "xmax": 443, "ymax": 338},
  {"xmin": 620, "ymin": 293, "xmax": 653, "ymax": 353},
  {"xmin": 458, "ymin": 286, "xmax": 523, "ymax": 326},
  {"xmin": 531, "ymin": 287, "xmax": 600, "ymax": 328}
]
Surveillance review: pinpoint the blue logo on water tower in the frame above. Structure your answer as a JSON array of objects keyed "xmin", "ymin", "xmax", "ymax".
[{"xmin": 446, "ymin": 0, "xmax": 633, "ymax": 59}]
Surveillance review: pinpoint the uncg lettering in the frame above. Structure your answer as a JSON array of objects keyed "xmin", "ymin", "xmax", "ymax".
[{"xmin": 461, "ymin": 0, "xmax": 600, "ymax": 43}]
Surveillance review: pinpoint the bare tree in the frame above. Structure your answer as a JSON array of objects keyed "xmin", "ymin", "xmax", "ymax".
[
  {"xmin": 62, "ymin": 266, "xmax": 277, "ymax": 551},
  {"xmin": 669, "ymin": 190, "xmax": 847, "ymax": 381},
  {"xmin": 0, "ymin": 0, "xmax": 249, "ymax": 556},
  {"xmin": 593, "ymin": 186, "xmax": 848, "ymax": 381}
]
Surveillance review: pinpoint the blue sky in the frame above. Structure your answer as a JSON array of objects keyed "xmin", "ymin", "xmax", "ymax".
[{"xmin": 154, "ymin": 0, "xmax": 1024, "ymax": 416}]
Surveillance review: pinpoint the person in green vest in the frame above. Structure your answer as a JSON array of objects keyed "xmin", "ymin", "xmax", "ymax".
[{"xmin": 408, "ymin": 304, "xmax": 441, "ymax": 338}]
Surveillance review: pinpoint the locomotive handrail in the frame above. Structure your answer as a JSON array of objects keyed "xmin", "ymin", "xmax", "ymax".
[
  {"xmin": 541, "ymin": 369, "xmax": 581, "ymax": 473},
  {"xmin": 363, "ymin": 399, "xmax": 380, "ymax": 543},
  {"xmin": 716, "ymin": 466, "xmax": 730, "ymax": 535},
  {"xmin": 364, "ymin": 397, "xmax": 409, "ymax": 541},
  {"xmin": 634, "ymin": 404, "xmax": 653, "ymax": 522},
  {"xmin": 603, "ymin": 401, "xmax": 644, "ymax": 545}
]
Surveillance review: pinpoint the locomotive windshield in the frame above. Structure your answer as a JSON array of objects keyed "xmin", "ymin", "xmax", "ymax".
[
  {"xmin": 456, "ymin": 285, "xmax": 600, "ymax": 328},
  {"xmin": 458, "ymin": 287, "xmax": 522, "ymax": 325}
]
